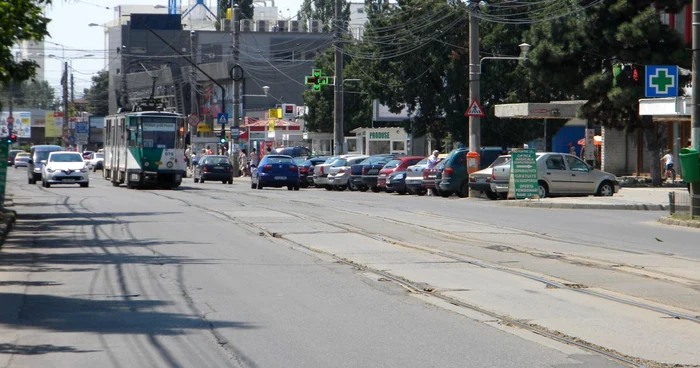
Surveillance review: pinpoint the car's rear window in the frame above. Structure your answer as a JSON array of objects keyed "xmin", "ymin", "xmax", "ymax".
[
  {"xmin": 415, "ymin": 158, "xmax": 429, "ymax": 166},
  {"xmin": 384, "ymin": 159, "xmax": 401, "ymax": 169},
  {"xmin": 50, "ymin": 153, "xmax": 83, "ymax": 162},
  {"xmin": 203, "ymin": 157, "xmax": 230, "ymax": 165},
  {"xmin": 267, "ymin": 157, "xmax": 294, "ymax": 164},
  {"xmin": 95, "ymin": 153, "xmax": 104, "ymax": 159},
  {"xmin": 488, "ymin": 156, "xmax": 510, "ymax": 168},
  {"xmin": 332, "ymin": 159, "xmax": 348, "ymax": 167}
]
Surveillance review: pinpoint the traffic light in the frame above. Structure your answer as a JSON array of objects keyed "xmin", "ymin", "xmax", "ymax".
[
  {"xmin": 7, "ymin": 133, "xmax": 16, "ymax": 144},
  {"xmin": 219, "ymin": 137, "xmax": 226, "ymax": 144}
]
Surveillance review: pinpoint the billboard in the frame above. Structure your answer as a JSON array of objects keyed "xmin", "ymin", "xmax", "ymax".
[
  {"xmin": 1, "ymin": 111, "xmax": 32, "ymax": 138},
  {"xmin": 45, "ymin": 112, "xmax": 63, "ymax": 138}
]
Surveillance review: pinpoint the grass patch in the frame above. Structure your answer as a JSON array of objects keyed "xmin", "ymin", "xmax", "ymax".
[{"xmin": 670, "ymin": 213, "xmax": 700, "ymax": 221}]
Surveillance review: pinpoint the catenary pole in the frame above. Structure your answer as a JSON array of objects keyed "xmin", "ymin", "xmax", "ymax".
[{"xmin": 333, "ymin": 0, "xmax": 344, "ymax": 155}]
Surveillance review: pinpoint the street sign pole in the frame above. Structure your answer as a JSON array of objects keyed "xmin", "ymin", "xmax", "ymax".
[{"xmin": 0, "ymin": 141, "xmax": 8, "ymax": 206}]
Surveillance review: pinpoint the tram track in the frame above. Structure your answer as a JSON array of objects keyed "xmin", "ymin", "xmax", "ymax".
[{"xmin": 144, "ymin": 186, "xmax": 700, "ymax": 367}]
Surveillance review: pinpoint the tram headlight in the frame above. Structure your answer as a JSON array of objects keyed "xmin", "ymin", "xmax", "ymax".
[
  {"xmin": 144, "ymin": 162, "xmax": 150, "ymax": 167},
  {"xmin": 166, "ymin": 162, "xmax": 173, "ymax": 168}
]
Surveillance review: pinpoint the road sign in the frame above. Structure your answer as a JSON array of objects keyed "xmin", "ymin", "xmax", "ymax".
[
  {"xmin": 75, "ymin": 121, "xmax": 88, "ymax": 134},
  {"xmin": 197, "ymin": 123, "xmax": 212, "ymax": 133},
  {"xmin": 268, "ymin": 108, "xmax": 282, "ymax": 118},
  {"xmin": 465, "ymin": 99, "xmax": 485, "ymax": 117},
  {"xmin": 268, "ymin": 119, "xmax": 275, "ymax": 131},
  {"xmin": 645, "ymin": 65, "xmax": 678, "ymax": 97},
  {"xmin": 187, "ymin": 114, "xmax": 199, "ymax": 127},
  {"xmin": 76, "ymin": 132, "xmax": 89, "ymax": 144},
  {"xmin": 217, "ymin": 113, "xmax": 229, "ymax": 125},
  {"xmin": 230, "ymin": 127, "xmax": 239, "ymax": 138},
  {"xmin": 508, "ymin": 148, "xmax": 539, "ymax": 200},
  {"xmin": 6, "ymin": 116, "xmax": 14, "ymax": 125}
]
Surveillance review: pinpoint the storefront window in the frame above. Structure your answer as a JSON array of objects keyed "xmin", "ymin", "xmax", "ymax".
[{"xmin": 392, "ymin": 141, "xmax": 405, "ymax": 151}]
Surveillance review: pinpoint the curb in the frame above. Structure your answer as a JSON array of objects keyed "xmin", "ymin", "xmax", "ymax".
[
  {"xmin": 657, "ymin": 216, "xmax": 700, "ymax": 229},
  {"xmin": 500, "ymin": 201, "xmax": 667, "ymax": 211},
  {"xmin": 0, "ymin": 208, "xmax": 18, "ymax": 249}
]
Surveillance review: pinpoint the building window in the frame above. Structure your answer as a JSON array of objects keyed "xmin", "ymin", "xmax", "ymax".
[
  {"xmin": 357, "ymin": 8, "xmax": 364, "ymax": 13},
  {"xmin": 392, "ymin": 141, "xmax": 405, "ymax": 151}
]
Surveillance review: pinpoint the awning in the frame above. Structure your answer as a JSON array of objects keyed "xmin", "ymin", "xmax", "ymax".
[{"xmin": 238, "ymin": 130, "xmax": 248, "ymax": 140}]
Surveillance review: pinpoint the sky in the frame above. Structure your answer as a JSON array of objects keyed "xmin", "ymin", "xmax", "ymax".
[{"xmin": 42, "ymin": 0, "xmax": 301, "ymax": 97}]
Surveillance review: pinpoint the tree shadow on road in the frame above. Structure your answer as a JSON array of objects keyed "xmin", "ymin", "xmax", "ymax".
[
  {"xmin": 0, "ymin": 293, "xmax": 257, "ymax": 336},
  {"xmin": 0, "ymin": 343, "xmax": 97, "ymax": 355}
]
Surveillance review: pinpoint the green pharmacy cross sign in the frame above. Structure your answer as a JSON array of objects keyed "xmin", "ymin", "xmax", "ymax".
[{"xmin": 304, "ymin": 69, "xmax": 335, "ymax": 92}]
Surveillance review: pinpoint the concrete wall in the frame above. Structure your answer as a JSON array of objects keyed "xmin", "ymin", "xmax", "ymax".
[{"xmin": 601, "ymin": 126, "xmax": 646, "ymax": 176}]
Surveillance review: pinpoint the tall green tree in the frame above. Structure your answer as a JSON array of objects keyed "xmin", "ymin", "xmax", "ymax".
[
  {"xmin": 84, "ymin": 70, "xmax": 109, "ymax": 116},
  {"xmin": 0, "ymin": 80, "xmax": 55, "ymax": 110},
  {"xmin": 527, "ymin": 0, "xmax": 690, "ymax": 185},
  {"xmin": 0, "ymin": 0, "xmax": 51, "ymax": 110}
]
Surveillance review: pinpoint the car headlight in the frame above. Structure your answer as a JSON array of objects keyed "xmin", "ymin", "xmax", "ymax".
[
  {"xmin": 395, "ymin": 173, "xmax": 404, "ymax": 179},
  {"xmin": 80, "ymin": 166, "xmax": 88, "ymax": 173},
  {"xmin": 46, "ymin": 167, "xmax": 55, "ymax": 173}
]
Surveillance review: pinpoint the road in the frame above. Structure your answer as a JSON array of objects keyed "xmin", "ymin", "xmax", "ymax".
[{"xmin": 1, "ymin": 168, "xmax": 698, "ymax": 368}]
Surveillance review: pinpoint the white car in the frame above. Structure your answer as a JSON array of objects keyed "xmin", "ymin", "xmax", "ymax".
[
  {"xmin": 41, "ymin": 151, "xmax": 90, "ymax": 188},
  {"xmin": 86, "ymin": 152, "xmax": 104, "ymax": 171},
  {"xmin": 328, "ymin": 155, "xmax": 369, "ymax": 191}
]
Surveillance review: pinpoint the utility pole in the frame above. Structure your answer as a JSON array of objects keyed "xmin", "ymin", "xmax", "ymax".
[
  {"xmin": 70, "ymin": 72, "xmax": 75, "ymax": 102},
  {"xmin": 62, "ymin": 61, "xmax": 70, "ymax": 149},
  {"xmin": 232, "ymin": 4, "xmax": 241, "ymax": 177},
  {"xmin": 333, "ymin": 0, "xmax": 344, "ymax": 155},
  {"xmin": 468, "ymin": 7, "xmax": 480, "ymax": 197},
  {"xmin": 190, "ymin": 30, "xmax": 198, "ymax": 135},
  {"xmin": 691, "ymin": 0, "xmax": 700, "ymax": 217}
]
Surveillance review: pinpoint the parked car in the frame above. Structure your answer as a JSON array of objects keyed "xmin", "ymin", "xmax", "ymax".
[
  {"xmin": 313, "ymin": 156, "xmax": 340, "ymax": 189},
  {"xmin": 351, "ymin": 154, "xmax": 395, "ymax": 192},
  {"xmin": 299, "ymin": 156, "xmax": 329, "ymax": 188},
  {"xmin": 376, "ymin": 156, "xmax": 423, "ymax": 193},
  {"xmin": 13, "ymin": 152, "xmax": 30, "ymax": 168},
  {"xmin": 438, "ymin": 148, "xmax": 471, "ymax": 198},
  {"xmin": 490, "ymin": 152, "xmax": 620, "ymax": 198},
  {"xmin": 405, "ymin": 154, "xmax": 448, "ymax": 195},
  {"xmin": 82, "ymin": 151, "xmax": 94, "ymax": 160},
  {"xmin": 8, "ymin": 150, "xmax": 23, "ymax": 167},
  {"xmin": 422, "ymin": 159, "xmax": 447, "ymax": 196},
  {"xmin": 86, "ymin": 152, "xmax": 104, "ymax": 172},
  {"xmin": 328, "ymin": 155, "xmax": 369, "ymax": 191},
  {"xmin": 468, "ymin": 155, "xmax": 511, "ymax": 199},
  {"xmin": 274, "ymin": 146, "xmax": 312, "ymax": 159},
  {"xmin": 251, "ymin": 154, "xmax": 300, "ymax": 190},
  {"xmin": 194, "ymin": 155, "xmax": 234, "ymax": 184},
  {"xmin": 40, "ymin": 151, "xmax": 89, "ymax": 188},
  {"xmin": 27, "ymin": 145, "xmax": 63, "ymax": 184}
]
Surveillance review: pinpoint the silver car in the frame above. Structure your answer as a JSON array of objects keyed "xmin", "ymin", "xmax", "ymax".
[
  {"xmin": 329, "ymin": 155, "xmax": 369, "ymax": 191},
  {"xmin": 41, "ymin": 151, "xmax": 90, "ymax": 188},
  {"xmin": 490, "ymin": 152, "xmax": 619, "ymax": 198}
]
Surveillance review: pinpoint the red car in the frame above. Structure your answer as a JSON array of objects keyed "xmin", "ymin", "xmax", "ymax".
[{"xmin": 376, "ymin": 156, "xmax": 424, "ymax": 193}]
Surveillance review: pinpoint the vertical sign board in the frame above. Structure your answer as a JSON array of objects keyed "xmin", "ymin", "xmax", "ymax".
[
  {"xmin": 584, "ymin": 128, "xmax": 596, "ymax": 161},
  {"xmin": 0, "ymin": 141, "xmax": 8, "ymax": 205},
  {"xmin": 508, "ymin": 149, "xmax": 539, "ymax": 199}
]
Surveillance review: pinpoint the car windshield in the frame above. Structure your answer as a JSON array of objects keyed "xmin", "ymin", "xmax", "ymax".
[
  {"xmin": 95, "ymin": 153, "xmax": 104, "ymax": 159},
  {"xmin": 488, "ymin": 156, "xmax": 510, "ymax": 168},
  {"xmin": 293, "ymin": 157, "xmax": 305, "ymax": 165},
  {"xmin": 383, "ymin": 159, "xmax": 401, "ymax": 169},
  {"xmin": 266, "ymin": 156, "xmax": 294, "ymax": 164},
  {"xmin": 49, "ymin": 153, "xmax": 83, "ymax": 162},
  {"xmin": 203, "ymin": 157, "xmax": 230, "ymax": 165}
]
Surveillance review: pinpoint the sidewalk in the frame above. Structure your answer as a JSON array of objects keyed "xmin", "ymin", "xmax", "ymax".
[{"xmin": 498, "ymin": 187, "xmax": 683, "ymax": 211}]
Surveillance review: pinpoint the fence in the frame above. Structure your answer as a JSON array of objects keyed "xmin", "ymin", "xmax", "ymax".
[{"xmin": 668, "ymin": 190, "xmax": 700, "ymax": 217}]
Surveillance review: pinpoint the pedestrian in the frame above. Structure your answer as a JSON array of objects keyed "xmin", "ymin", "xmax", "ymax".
[
  {"xmin": 266, "ymin": 147, "xmax": 272, "ymax": 156},
  {"xmin": 192, "ymin": 149, "xmax": 200, "ymax": 167},
  {"xmin": 185, "ymin": 146, "xmax": 192, "ymax": 167},
  {"xmin": 250, "ymin": 148, "xmax": 260, "ymax": 170},
  {"xmin": 568, "ymin": 142, "xmax": 576, "ymax": 156},
  {"xmin": 426, "ymin": 150, "xmax": 440, "ymax": 196},
  {"xmin": 238, "ymin": 149, "xmax": 248, "ymax": 177},
  {"xmin": 660, "ymin": 149, "xmax": 675, "ymax": 183},
  {"xmin": 206, "ymin": 145, "xmax": 213, "ymax": 155}
]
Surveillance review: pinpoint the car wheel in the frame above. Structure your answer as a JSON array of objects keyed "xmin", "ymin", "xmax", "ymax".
[
  {"xmin": 200, "ymin": 179, "xmax": 205, "ymax": 184},
  {"xmin": 300, "ymin": 182, "xmax": 309, "ymax": 188},
  {"xmin": 294, "ymin": 185, "xmax": 300, "ymax": 191},
  {"xmin": 385, "ymin": 189, "xmax": 394, "ymax": 194},
  {"xmin": 80, "ymin": 183, "xmax": 89, "ymax": 188},
  {"xmin": 288, "ymin": 186, "xmax": 293, "ymax": 191},
  {"xmin": 397, "ymin": 190, "xmax": 407, "ymax": 195},
  {"xmin": 486, "ymin": 191, "xmax": 499, "ymax": 200},
  {"xmin": 228, "ymin": 180, "xmax": 233, "ymax": 185},
  {"xmin": 222, "ymin": 180, "xmax": 227, "ymax": 184},
  {"xmin": 325, "ymin": 185, "xmax": 333, "ymax": 191},
  {"xmin": 538, "ymin": 181, "xmax": 549, "ymax": 199},
  {"xmin": 44, "ymin": 180, "xmax": 50, "ymax": 188},
  {"xmin": 359, "ymin": 185, "xmax": 368, "ymax": 192},
  {"xmin": 337, "ymin": 185, "xmax": 347, "ymax": 191},
  {"xmin": 194, "ymin": 178, "xmax": 199, "ymax": 183},
  {"xmin": 457, "ymin": 182, "xmax": 469, "ymax": 198},
  {"xmin": 370, "ymin": 186, "xmax": 380, "ymax": 193},
  {"xmin": 440, "ymin": 190, "xmax": 452, "ymax": 198},
  {"xmin": 596, "ymin": 181, "xmax": 614, "ymax": 197},
  {"xmin": 417, "ymin": 189, "xmax": 427, "ymax": 196}
]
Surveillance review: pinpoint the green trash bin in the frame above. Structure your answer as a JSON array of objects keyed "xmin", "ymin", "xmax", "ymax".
[{"xmin": 679, "ymin": 148, "xmax": 700, "ymax": 183}]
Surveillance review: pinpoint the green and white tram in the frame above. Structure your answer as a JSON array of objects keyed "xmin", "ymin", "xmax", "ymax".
[{"xmin": 103, "ymin": 110, "xmax": 186, "ymax": 189}]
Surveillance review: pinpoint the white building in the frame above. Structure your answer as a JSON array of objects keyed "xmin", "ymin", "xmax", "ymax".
[
  {"xmin": 15, "ymin": 40, "xmax": 45, "ymax": 82},
  {"xmin": 348, "ymin": 2, "xmax": 368, "ymax": 40}
]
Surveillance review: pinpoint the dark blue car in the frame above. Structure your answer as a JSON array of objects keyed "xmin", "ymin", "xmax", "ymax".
[{"xmin": 251, "ymin": 155, "xmax": 300, "ymax": 190}]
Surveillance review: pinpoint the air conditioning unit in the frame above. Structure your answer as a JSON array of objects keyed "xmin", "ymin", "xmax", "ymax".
[
  {"xmin": 241, "ymin": 19, "xmax": 252, "ymax": 32},
  {"xmin": 276, "ymin": 20, "xmax": 288, "ymax": 32},
  {"xmin": 309, "ymin": 19, "xmax": 321, "ymax": 33},
  {"xmin": 289, "ymin": 20, "xmax": 300, "ymax": 32},
  {"xmin": 220, "ymin": 19, "xmax": 232, "ymax": 31},
  {"xmin": 256, "ymin": 20, "xmax": 268, "ymax": 32}
]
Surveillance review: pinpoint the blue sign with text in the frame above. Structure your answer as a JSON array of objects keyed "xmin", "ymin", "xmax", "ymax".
[{"xmin": 217, "ymin": 113, "xmax": 229, "ymax": 125}]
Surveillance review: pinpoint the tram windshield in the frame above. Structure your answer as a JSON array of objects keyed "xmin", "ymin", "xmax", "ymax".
[{"xmin": 141, "ymin": 116, "xmax": 177, "ymax": 149}]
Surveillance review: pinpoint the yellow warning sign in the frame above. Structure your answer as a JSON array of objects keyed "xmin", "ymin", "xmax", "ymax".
[
  {"xmin": 197, "ymin": 123, "xmax": 212, "ymax": 133},
  {"xmin": 268, "ymin": 108, "xmax": 282, "ymax": 118},
  {"xmin": 268, "ymin": 119, "xmax": 275, "ymax": 131}
]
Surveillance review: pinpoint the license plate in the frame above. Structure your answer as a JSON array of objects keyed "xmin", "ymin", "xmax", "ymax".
[
  {"xmin": 274, "ymin": 176, "xmax": 287, "ymax": 180},
  {"xmin": 368, "ymin": 170, "xmax": 378, "ymax": 174},
  {"xmin": 476, "ymin": 177, "xmax": 486, "ymax": 182},
  {"xmin": 214, "ymin": 166, "xmax": 223, "ymax": 170},
  {"xmin": 63, "ymin": 179, "xmax": 75, "ymax": 183},
  {"xmin": 379, "ymin": 174, "xmax": 386, "ymax": 178},
  {"xmin": 386, "ymin": 178, "xmax": 391, "ymax": 183}
]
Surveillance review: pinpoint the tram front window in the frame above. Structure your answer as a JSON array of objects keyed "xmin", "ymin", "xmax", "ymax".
[{"xmin": 141, "ymin": 117, "xmax": 176, "ymax": 149}]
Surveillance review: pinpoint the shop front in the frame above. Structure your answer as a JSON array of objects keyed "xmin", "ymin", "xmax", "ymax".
[{"xmin": 348, "ymin": 128, "xmax": 408, "ymax": 156}]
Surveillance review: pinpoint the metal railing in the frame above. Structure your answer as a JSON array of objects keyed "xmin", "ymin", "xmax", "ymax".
[{"xmin": 668, "ymin": 190, "xmax": 700, "ymax": 217}]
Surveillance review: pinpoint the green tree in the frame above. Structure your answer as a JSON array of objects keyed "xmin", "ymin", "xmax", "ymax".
[
  {"xmin": 527, "ymin": 0, "xmax": 690, "ymax": 185},
  {"xmin": 216, "ymin": 0, "xmax": 254, "ymax": 31},
  {"xmin": 0, "ymin": 80, "xmax": 55, "ymax": 110},
  {"xmin": 0, "ymin": 0, "xmax": 51, "ymax": 110},
  {"xmin": 84, "ymin": 70, "xmax": 109, "ymax": 116}
]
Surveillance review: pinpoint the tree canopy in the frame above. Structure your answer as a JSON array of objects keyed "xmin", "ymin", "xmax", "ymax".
[
  {"xmin": 0, "ymin": 0, "xmax": 51, "ymax": 110},
  {"xmin": 0, "ymin": 80, "xmax": 56, "ymax": 110},
  {"xmin": 84, "ymin": 70, "xmax": 109, "ymax": 116}
]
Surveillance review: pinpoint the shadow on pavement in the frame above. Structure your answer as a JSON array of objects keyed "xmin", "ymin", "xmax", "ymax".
[
  {"xmin": 0, "ymin": 343, "xmax": 97, "ymax": 355},
  {"xmin": 0, "ymin": 281, "xmax": 61, "ymax": 287},
  {"xmin": 0, "ymin": 293, "xmax": 257, "ymax": 336}
]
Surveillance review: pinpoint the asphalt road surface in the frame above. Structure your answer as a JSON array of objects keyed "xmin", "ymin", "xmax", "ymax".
[{"xmin": 5, "ymin": 168, "xmax": 697, "ymax": 368}]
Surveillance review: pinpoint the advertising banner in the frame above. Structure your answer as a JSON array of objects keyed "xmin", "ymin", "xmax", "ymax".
[
  {"xmin": 45, "ymin": 112, "xmax": 63, "ymax": 138},
  {"xmin": 1, "ymin": 111, "xmax": 31, "ymax": 138}
]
